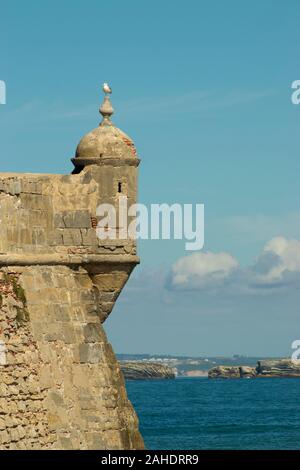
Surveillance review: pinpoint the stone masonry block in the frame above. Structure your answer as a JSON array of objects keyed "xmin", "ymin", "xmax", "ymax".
[
  {"xmin": 79, "ymin": 343, "xmax": 103, "ymax": 364},
  {"xmin": 83, "ymin": 323, "xmax": 103, "ymax": 343},
  {"xmin": 63, "ymin": 210, "xmax": 91, "ymax": 229},
  {"xmin": 62, "ymin": 229, "xmax": 82, "ymax": 246}
]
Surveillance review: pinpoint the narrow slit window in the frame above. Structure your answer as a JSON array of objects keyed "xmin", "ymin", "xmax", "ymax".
[{"xmin": 118, "ymin": 182, "xmax": 122, "ymax": 193}]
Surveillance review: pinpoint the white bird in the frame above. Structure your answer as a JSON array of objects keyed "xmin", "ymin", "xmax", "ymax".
[{"xmin": 103, "ymin": 82, "xmax": 112, "ymax": 95}]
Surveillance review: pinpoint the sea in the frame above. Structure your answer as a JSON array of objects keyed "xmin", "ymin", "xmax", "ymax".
[{"xmin": 125, "ymin": 377, "xmax": 300, "ymax": 450}]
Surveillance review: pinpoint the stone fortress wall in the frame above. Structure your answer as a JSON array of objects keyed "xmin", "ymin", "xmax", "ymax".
[{"xmin": 0, "ymin": 88, "xmax": 144, "ymax": 449}]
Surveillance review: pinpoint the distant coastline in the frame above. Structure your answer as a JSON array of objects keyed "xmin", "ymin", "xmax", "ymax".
[
  {"xmin": 117, "ymin": 354, "xmax": 284, "ymax": 378},
  {"xmin": 209, "ymin": 359, "xmax": 300, "ymax": 379}
]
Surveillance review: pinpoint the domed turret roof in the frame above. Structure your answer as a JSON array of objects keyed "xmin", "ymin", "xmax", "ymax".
[{"xmin": 72, "ymin": 85, "xmax": 137, "ymax": 171}]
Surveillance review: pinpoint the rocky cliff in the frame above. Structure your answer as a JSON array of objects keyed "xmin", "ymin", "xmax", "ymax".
[
  {"xmin": 120, "ymin": 362, "xmax": 176, "ymax": 380},
  {"xmin": 208, "ymin": 366, "xmax": 256, "ymax": 379},
  {"xmin": 239, "ymin": 366, "xmax": 257, "ymax": 378},
  {"xmin": 209, "ymin": 359, "xmax": 300, "ymax": 379},
  {"xmin": 257, "ymin": 359, "xmax": 300, "ymax": 377},
  {"xmin": 208, "ymin": 366, "xmax": 240, "ymax": 379}
]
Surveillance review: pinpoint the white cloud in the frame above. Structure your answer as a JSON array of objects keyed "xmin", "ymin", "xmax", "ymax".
[
  {"xmin": 170, "ymin": 251, "xmax": 238, "ymax": 290},
  {"xmin": 169, "ymin": 237, "xmax": 300, "ymax": 293},
  {"xmin": 251, "ymin": 236, "xmax": 300, "ymax": 287}
]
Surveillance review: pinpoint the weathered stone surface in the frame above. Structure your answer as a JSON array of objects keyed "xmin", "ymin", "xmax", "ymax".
[
  {"xmin": 121, "ymin": 362, "xmax": 176, "ymax": 380},
  {"xmin": 0, "ymin": 168, "xmax": 138, "ymax": 258},
  {"xmin": 0, "ymin": 266, "xmax": 144, "ymax": 449}
]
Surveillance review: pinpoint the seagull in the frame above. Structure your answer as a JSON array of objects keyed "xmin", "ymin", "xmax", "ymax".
[{"xmin": 103, "ymin": 82, "xmax": 112, "ymax": 95}]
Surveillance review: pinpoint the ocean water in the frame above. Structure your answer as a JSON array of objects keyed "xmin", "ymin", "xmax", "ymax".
[{"xmin": 125, "ymin": 377, "xmax": 300, "ymax": 450}]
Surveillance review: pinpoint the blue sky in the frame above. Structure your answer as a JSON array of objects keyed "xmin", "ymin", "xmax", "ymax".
[{"xmin": 1, "ymin": 0, "xmax": 300, "ymax": 356}]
